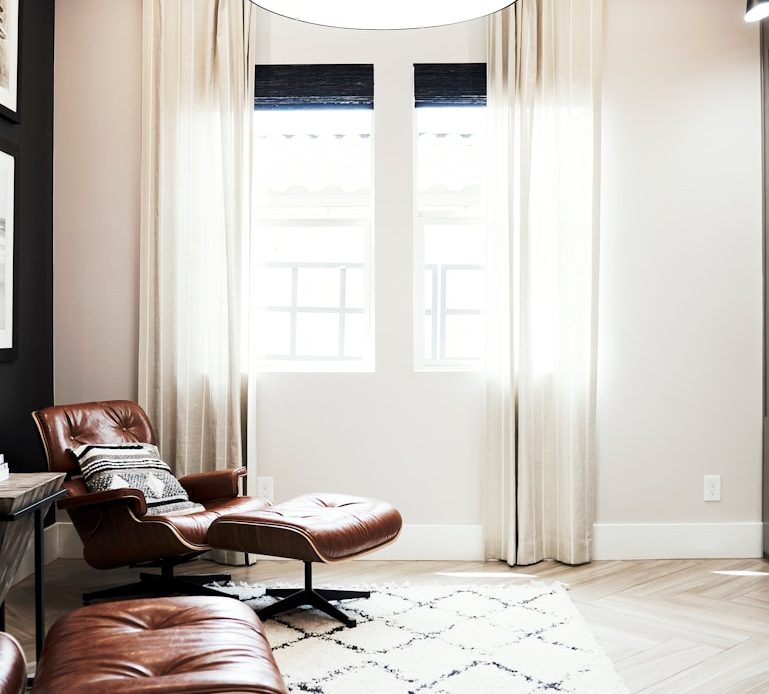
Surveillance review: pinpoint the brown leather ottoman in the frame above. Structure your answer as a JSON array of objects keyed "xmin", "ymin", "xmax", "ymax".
[
  {"xmin": 208, "ymin": 493, "xmax": 403, "ymax": 627},
  {"xmin": 0, "ymin": 633, "xmax": 25, "ymax": 694},
  {"xmin": 31, "ymin": 596, "xmax": 287, "ymax": 693}
]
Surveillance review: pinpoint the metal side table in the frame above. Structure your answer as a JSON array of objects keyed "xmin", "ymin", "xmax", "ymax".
[{"xmin": 0, "ymin": 472, "xmax": 66, "ymax": 661}]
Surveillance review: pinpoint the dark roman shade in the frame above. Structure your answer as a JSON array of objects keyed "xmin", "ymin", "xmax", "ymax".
[
  {"xmin": 253, "ymin": 64, "xmax": 485, "ymax": 110},
  {"xmin": 254, "ymin": 64, "xmax": 374, "ymax": 110},
  {"xmin": 414, "ymin": 63, "xmax": 487, "ymax": 107}
]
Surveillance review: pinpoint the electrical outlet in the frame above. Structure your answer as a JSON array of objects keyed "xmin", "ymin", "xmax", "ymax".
[
  {"xmin": 704, "ymin": 474, "xmax": 721, "ymax": 502},
  {"xmin": 256, "ymin": 476, "xmax": 274, "ymax": 502}
]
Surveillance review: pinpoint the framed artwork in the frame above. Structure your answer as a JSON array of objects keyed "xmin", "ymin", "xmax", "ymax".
[
  {"xmin": 0, "ymin": 141, "xmax": 16, "ymax": 362},
  {"xmin": 0, "ymin": 0, "xmax": 20, "ymax": 122}
]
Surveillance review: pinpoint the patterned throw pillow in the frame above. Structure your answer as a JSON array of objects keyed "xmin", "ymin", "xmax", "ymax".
[{"xmin": 69, "ymin": 443, "xmax": 206, "ymax": 516}]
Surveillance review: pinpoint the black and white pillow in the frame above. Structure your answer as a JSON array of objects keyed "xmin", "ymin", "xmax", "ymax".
[{"xmin": 69, "ymin": 443, "xmax": 206, "ymax": 516}]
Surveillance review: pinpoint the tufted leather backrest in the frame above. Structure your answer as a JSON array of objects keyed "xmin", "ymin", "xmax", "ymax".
[{"xmin": 32, "ymin": 400, "xmax": 158, "ymax": 477}]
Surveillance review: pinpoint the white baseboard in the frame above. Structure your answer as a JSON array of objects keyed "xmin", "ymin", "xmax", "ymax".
[
  {"xmin": 55, "ymin": 520, "xmax": 766, "ymax": 564},
  {"xmin": 592, "ymin": 522, "xmax": 763, "ymax": 560},
  {"xmin": 58, "ymin": 521, "xmax": 83, "ymax": 559}
]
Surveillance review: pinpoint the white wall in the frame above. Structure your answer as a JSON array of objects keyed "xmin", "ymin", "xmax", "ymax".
[
  {"xmin": 594, "ymin": 0, "xmax": 763, "ymax": 557},
  {"xmin": 53, "ymin": 0, "xmax": 141, "ymax": 405},
  {"xmin": 251, "ymin": 12, "xmax": 486, "ymax": 543},
  {"xmin": 52, "ymin": 0, "xmax": 764, "ymax": 559}
]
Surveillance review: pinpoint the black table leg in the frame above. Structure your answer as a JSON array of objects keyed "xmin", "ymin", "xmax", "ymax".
[
  {"xmin": 34, "ymin": 508, "xmax": 44, "ymax": 660},
  {"xmin": 0, "ymin": 600, "xmax": 5, "ymax": 631}
]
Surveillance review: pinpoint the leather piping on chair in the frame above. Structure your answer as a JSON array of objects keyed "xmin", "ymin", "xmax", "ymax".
[{"xmin": 209, "ymin": 519, "xmax": 400, "ymax": 563}]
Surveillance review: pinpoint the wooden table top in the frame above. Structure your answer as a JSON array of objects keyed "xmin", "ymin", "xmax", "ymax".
[{"xmin": 0, "ymin": 473, "xmax": 65, "ymax": 502}]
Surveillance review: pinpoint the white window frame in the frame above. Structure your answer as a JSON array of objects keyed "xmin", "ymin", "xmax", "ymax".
[
  {"xmin": 413, "ymin": 214, "xmax": 485, "ymax": 372},
  {"xmin": 250, "ymin": 215, "xmax": 375, "ymax": 373}
]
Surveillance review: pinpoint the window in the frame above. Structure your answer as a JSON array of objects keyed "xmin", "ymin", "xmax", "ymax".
[
  {"xmin": 251, "ymin": 65, "xmax": 374, "ymax": 370},
  {"xmin": 414, "ymin": 64, "xmax": 487, "ymax": 368},
  {"xmin": 249, "ymin": 62, "xmax": 486, "ymax": 372}
]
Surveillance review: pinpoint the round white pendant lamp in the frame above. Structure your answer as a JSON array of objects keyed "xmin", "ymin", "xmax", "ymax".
[
  {"xmin": 746, "ymin": 0, "xmax": 769, "ymax": 22},
  {"xmin": 248, "ymin": 0, "xmax": 518, "ymax": 30}
]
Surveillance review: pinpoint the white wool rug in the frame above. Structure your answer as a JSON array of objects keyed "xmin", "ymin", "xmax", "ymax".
[{"xmin": 215, "ymin": 581, "xmax": 629, "ymax": 694}]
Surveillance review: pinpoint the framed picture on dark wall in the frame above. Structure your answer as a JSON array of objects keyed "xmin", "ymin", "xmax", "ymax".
[
  {"xmin": 0, "ymin": 141, "xmax": 16, "ymax": 361},
  {"xmin": 0, "ymin": 0, "xmax": 20, "ymax": 122}
]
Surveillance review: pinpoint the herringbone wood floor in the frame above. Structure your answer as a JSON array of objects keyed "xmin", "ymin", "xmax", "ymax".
[{"xmin": 5, "ymin": 556, "xmax": 769, "ymax": 692}]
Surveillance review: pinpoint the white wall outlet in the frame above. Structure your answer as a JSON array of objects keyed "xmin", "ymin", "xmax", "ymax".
[
  {"xmin": 704, "ymin": 474, "xmax": 721, "ymax": 502},
  {"xmin": 256, "ymin": 476, "xmax": 274, "ymax": 502}
]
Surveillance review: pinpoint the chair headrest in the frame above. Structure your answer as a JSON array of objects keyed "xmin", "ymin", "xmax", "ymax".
[{"xmin": 32, "ymin": 400, "xmax": 157, "ymax": 476}]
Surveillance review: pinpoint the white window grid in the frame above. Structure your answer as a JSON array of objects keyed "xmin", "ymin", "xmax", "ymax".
[
  {"xmin": 256, "ymin": 260, "xmax": 365, "ymax": 361},
  {"xmin": 424, "ymin": 263, "xmax": 483, "ymax": 362},
  {"xmin": 414, "ymin": 214, "xmax": 485, "ymax": 368}
]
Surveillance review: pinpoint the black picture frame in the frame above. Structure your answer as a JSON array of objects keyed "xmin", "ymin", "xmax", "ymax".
[
  {"xmin": 0, "ymin": 138, "xmax": 18, "ymax": 362},
  {"xmin": 0, "ymin": 0, "xmax": 22, "ymax": 124}
]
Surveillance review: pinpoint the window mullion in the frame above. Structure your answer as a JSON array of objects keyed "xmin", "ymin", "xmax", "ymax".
[
  {"xmin": 290, "ymin": 265, "xmax": 298, "ymax": 358},
  {"xmin": 374, "ymin": 60, "xmax": 415, "ymax": 373},
  {"xmin": 339, "ymin": 267, "xmax": 347, "ymax": 358}
]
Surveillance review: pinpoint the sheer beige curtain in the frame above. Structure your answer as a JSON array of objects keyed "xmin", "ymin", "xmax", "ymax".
[
  {"xmin": 139, "ymin": 0, "xmax": 256, "ymax": 508},
  {"xmin": 484, "ymin": 0, "xmax": 602, "ymax": 566}
]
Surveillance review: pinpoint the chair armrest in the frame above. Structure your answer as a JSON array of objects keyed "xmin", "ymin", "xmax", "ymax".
[
  {"xmin": 178, "ymin": 467, "xmax": 247, "ymax": 503},
  {"xmin": 58, "ymin": 488, "xmax": 148, "ymax": 517}
]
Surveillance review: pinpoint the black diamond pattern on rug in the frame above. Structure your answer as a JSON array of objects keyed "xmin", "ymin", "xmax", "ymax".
[{"xmin": 212, "ymin": 582, "xmax": 629, "ymax": 694}]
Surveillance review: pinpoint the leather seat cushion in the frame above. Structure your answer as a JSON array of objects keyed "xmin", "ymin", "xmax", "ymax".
[
  {"xmin": 208, "ymin": 493, "xmax": 403, "ymax": 562},
  {"xmin": 156, "ymin": 495, "xmax": 270, "ymax": 546},
  {"xmin": 31, "ymin": 596, "xmax": 287, "ymax": 694}
]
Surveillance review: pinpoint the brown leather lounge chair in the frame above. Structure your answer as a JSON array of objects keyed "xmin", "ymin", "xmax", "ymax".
[{"xmin": 32, "ymin": 400, "xmax": 268, "ymax": 604}]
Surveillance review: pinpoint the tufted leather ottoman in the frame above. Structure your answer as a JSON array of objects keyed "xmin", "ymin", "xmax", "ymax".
[
  {"xmin": 208, "ymin": 493, "xmax": 403, "ymax": 627},
  {"xmin": 31, "ymin": 596, "xmax": 287, "ymax": 694}
]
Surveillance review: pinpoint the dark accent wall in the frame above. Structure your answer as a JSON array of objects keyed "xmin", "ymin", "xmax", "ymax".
[{"xmin": 0, "ymin": 2, "xmax": 55, "ymax": 473}]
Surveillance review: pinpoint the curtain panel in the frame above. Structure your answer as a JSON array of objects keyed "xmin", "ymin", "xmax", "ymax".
[
  {"xmin": 139, "ymin": 0, "xmax": 256, "ymax": 525},
  {"xmin": 484, "ymin": 0, "xmax": 603, "ymax": 566}
]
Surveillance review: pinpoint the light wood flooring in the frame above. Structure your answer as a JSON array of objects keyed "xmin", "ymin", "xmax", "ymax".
[{"xmin": 5, "ymin": 556, "xmax": 769, "ymax": 692}]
